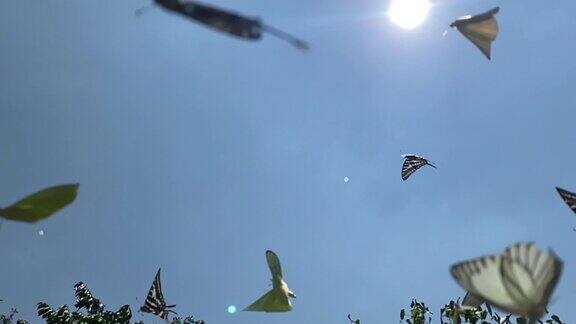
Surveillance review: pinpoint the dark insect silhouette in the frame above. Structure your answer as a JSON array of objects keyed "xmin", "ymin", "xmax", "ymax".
[{"xmin": 144, "ymin": 0, "xmax": 309, "ymax": 51}]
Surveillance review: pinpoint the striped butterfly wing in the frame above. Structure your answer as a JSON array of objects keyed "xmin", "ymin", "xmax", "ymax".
[
  {"xmin": 401, "ymin": 155, "xmax": 430, "ymax": 180},
  {"xmin": 451, "ymin": 243, "xmax": 562, "ymax": 320},
  {"xmin": 141, "ymin": 269, "xmax": 169, "ymax": 319},
  {"xmin": 451, "ymin": 253, "xmax": 518, "ymax": 315},
  {"xmin": 556, "ymin": 187, "xmax": 576, "ymax": 213},
  {"xmin": 461, "ymin": 292, "xmax": 485, "ymax": 308},
  {"xmin": 500, "ymin": 243, "xmax": 562, "ymax": 319}
]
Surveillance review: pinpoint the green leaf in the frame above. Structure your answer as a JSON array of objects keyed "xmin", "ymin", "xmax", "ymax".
[{"xmin": 0, "ymin": 184, "xmax": 79, "ymax": 222}]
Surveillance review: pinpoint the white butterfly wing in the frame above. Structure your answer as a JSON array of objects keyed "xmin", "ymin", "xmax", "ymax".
[
  {"xmin": 266, "ymin": 250, "xmax": 283, "ymax": 280},
  {"xmin": 451, "ymin": 254, "xmax": 519, "ymax": 314},
  {"xmin": 457, "ymin": 26, "xmax": 494, "ymax": 60},
  {"xmin": 452, "ymin": 243, "xmax": 563, "ymax": 321},
  {"xmin": 500, "ymin": 243, "xmax": 562, "ymax": 318},
  {"xmin": 243, "ymin": 289, "xmax": 292, "ymax": 312},
  {"xmin": 452, "ymin": 7, "xmax": 499, "ymax": 60},
  {"xmin": 462, "ymin": 292, "xmax": 484, "ymax": 308}
]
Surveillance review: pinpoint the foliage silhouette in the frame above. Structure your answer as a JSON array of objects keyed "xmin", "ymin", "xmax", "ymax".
[
  {"xmin": 30, "ymin": 281, "xmax": 204, "ymax": 323},
  {"xmin": 397, "ymin": 299, "xmax": 564, "ymax": 324}
]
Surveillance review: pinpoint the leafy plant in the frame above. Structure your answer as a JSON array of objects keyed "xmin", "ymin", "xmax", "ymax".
[
  {"xmin": 397, "ymin": 298, "xmax": 565, "ymax": 324},
  {"xmin": 0, "ymin": 308, "xmax": 28, "ymax": 324},
  {"xmin": 31, "ymin": 281, "xmax": 205, "ymax": 324},
  {"xmin": 399, "ymin": 299, "xmax": 432, "ymax": 324},
  {"xmin": 37, "ymin": 282, "xmax": 131, "ymax": 323}
]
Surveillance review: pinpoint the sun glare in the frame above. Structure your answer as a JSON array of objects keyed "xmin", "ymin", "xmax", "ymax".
[{"xmin": 388, "ymin": 0, "xmax": 431, "ymax": 29}]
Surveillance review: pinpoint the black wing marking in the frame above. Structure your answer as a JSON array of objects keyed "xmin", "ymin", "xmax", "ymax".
[
  {"xmin": 556, "ymin": 187, "xmax": 576, "ymax": 213},
  {"xmin": 401, "ymin": 154, "xmax": 436, "ymax": 180}
]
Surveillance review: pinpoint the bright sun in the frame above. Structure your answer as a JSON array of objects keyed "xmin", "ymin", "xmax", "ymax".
[{"xmin": 388, "ymin": 0, "xmax": 431, "ymax": 29}]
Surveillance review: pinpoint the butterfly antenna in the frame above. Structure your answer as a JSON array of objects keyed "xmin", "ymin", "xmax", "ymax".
[
  {"xmin": 347, "ymin": 314, "xmax": 360, "ymax": 324},
  {"xmin": 135, "ymin": 4, "xmax": 154, "ymax": 17},
  {"xmin": 262, "ymin": 24, "xmax": 310, "ymax": 51},
  {"xmin": 427, "ymin": 161, "xmax": 437, "ymax": 169}
]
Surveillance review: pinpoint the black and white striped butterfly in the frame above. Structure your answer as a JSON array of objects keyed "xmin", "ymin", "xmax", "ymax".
[
  {"xmin": 401, "ymin": 154, "xmax": 436, "ymax": 181},
  {"xmin": 140, "ymin": 268, "xmax": 177, "ymax": 320},
  {"xmin": 451, "ymin": 242, "xmax": 563, "ymax": 324},
  {"xmin": 556, "ymin": 187, "xmax": 576, "ymax": 214}
]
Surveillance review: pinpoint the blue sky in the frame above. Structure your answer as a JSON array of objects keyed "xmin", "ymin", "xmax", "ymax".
[{"xmin": 1, "ymin": 0, "xmax": 575, "ymax": 323}]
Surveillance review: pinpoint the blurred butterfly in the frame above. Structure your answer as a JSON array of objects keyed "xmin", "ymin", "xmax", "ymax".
[
  {"xmin": 461, "ymin": 292, "xmax": 485, "ymax": 309},
  {"xmin": 401, "ymin": 154, "xmax": 436, "ymax": 181},
  {"xmin": 145, "ymin": 0, "xmax": 309, "ymax": 51},
  {"xmin": 451, "ymin": 242, "xmax": 563, "ymax": 324},
  {"xmin": 140, "ymin": 268, "xmax": 177, "ymax": 320},
  {"xmin": 450, "ymin": 7, "xmax": 499, "ymax": 60}
]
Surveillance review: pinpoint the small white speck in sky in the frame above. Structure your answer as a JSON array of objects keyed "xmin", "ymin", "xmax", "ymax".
[
  {"xmin": 344, "ymin": 177, "xmax": 349, "ymax": 183},
  {"xmin": 38, "ymin": 230, "xmax": 44, "ymax": 236},
  {"xmin": 227, "ymin": 305, "xmax": 237, "ymax": 314}
]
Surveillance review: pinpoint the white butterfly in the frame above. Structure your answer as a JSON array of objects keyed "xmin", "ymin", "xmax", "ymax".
[
  {"xmin": 243, "ymin": 250, "xmax": 296, "ymax": 312},
  {"xmin": 451, "ymin": 242, "xmax": 563, "ymax": 324}
]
